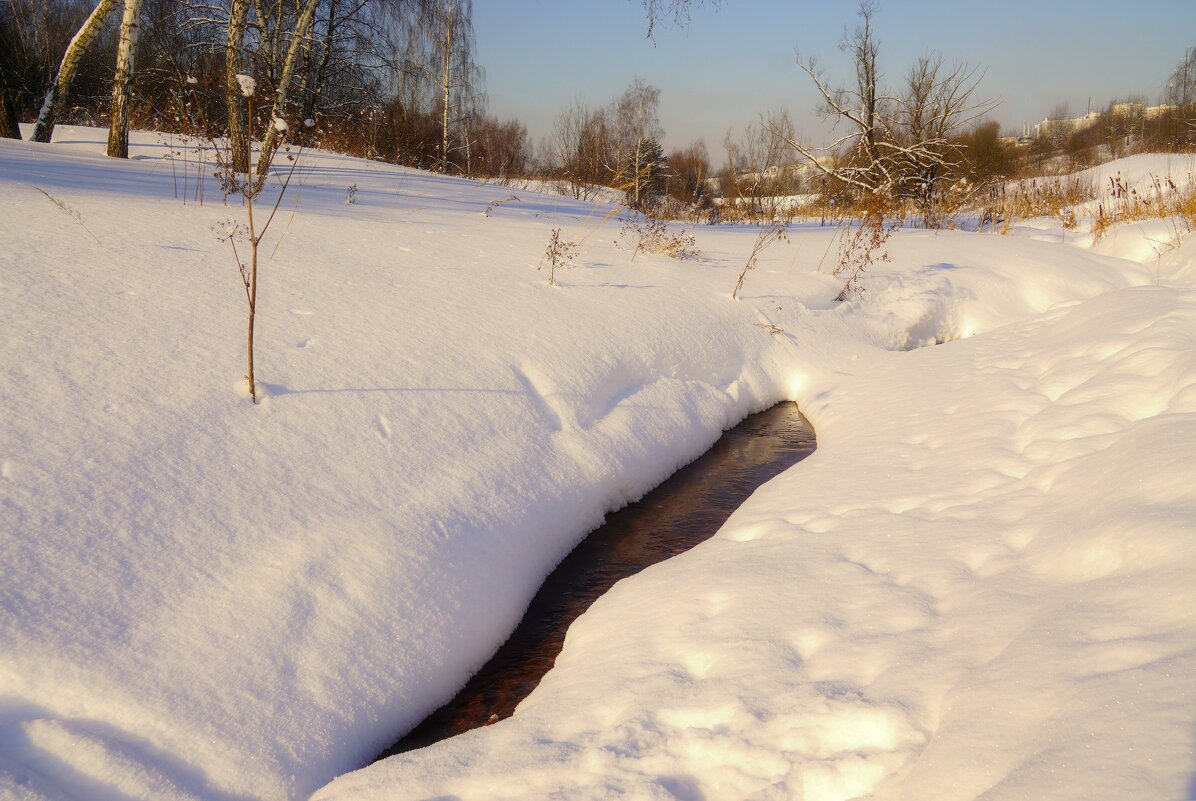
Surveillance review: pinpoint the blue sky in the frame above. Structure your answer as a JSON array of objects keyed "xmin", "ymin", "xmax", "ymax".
[{"xmin": 473, "ymin": 0, "xmax": 1195, "ymax": 165}]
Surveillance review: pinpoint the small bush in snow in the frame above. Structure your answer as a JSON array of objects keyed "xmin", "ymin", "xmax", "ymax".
[
  {"xmin": 541, "ymin": 228, "xmax": 578, "ymax": 287},
  {"xmin": 620, "ymin": 212, "xmax": 700, "ymax": 261}
]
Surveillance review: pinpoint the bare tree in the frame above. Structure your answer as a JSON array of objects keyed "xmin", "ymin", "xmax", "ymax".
[
  {"xmin": 771, "ymin": 0, "xmax": 989, "ymax": 211},
  {"xmin": 549, "ymin": 97, "xmax": 609, "ymax": 199},
  {"xmin": 722, "ymin": 113, "xmax": 796, "ymax": 220},
  {"xmin": 666, "ymin": 140, "xmax": 710, "ymax": 205},
  {"xmin": 437, "ymin": 0, "xmax": 456, "ymax": 170},
  {"xmin": 895, "ymin": 53, "xmax": 989, "ymax": 208},
  {"xmin": 1166, "ymin": 46, "xmax": 1195, "ymax": 108},
  {"xmin": 1102, "ymin": 97, "xmax": 1145, "ymax": 158},
  {"xmin": 772, "ymin": 0, "xmax": 888, "ymax": 194},
  {"xmin": 30, "ymin": 0, "xmax": 120, "ymax": 143},
  {"xmin": 471, "ymin": 115, "xmax": 528, "ymax": 180},
  {"xmin": 1165, "ymin": 46, "xmax": 1196, "ymax": 148},
  {"xmin": 106, "ymin": 0, "xmax": 144, "ymax": 158},
  {"xmin": 1038, "ymin": 101, "xmax": 1072, "ymax": 152},
  {"xmin": 0, "ymin": 4, "xmax": 23, "ymax": 137}
]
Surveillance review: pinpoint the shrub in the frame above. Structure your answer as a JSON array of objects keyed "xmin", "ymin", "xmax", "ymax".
[
  {"xmin": 540, "ymin": 228, "xmax": 577, "ymax": 287},
  {"xmin": 621, "ymin": 212, "xmax": 700, "ymax": 260}
]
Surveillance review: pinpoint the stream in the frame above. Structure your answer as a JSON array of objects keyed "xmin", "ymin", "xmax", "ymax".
[{"xmin": 378, "ymin": 401, "xmax": 815, "ymax": 757}]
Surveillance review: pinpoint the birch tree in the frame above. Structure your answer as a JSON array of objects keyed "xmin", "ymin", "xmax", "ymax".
[
  {"xmin": 609, "ymin": 77, "xmax": 662, "ymax": 206},
  {"xmin": 106, "ymin": 0, "xmax": 144, "ymax": 157},
  {"xmin": 254, "ymin": 0, "xmax": 319, "ymax": 180},
  {"xmin": 30, "ymin": 0, "xmax": 120, "ymax": 143},
  {"xmin": 225, "ymin": 0, "xmax": 252, "ymax": 174},
  {"xmin": 430, "ymin": 0, "xmax": 479, "ymax": 173},
  {"xmin": 437, "ymin": 0, "xmax": 454, "ymax": 171}
]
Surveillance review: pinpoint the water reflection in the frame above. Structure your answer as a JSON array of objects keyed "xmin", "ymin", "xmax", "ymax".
[{"xmin": 380, "ymin": 401, "xmax": 815, "ymax": 757}]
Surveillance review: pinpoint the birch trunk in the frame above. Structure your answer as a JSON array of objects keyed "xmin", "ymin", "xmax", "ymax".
[
  {"xmin": 31, "ymin": 0, "xmax": 120, "ymax": 143},
  {"xmin": 225, "ymin": 0, "xmax": 252, "ymax": 175},
  {"xmin": 254, "ymin": 0, "xmax": 318, "ymax": 181},
  {"xmin": 440, "ymin": 2, "xmax": 453, "ymax": 173},
  {"xmin": 106, "ymin": 0, "xmax": 144, "ymax": 158},
  {"xmin": 298, "ymin": 0, "xmax": 337, "ymax": 140}
]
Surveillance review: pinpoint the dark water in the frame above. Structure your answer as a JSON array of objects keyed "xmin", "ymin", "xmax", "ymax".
[{"xmin": 378, "ymin": 401, "xmax": 815, "ymax": 757}]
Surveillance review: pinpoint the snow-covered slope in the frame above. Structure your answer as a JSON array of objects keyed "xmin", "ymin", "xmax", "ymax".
[{"xmin": 2, "ymin": 133, "xmax": 1193, "ymax": 801}]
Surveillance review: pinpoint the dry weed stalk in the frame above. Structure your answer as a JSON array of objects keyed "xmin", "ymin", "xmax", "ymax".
[
  {"xmin": 34, "ymin": 186, "xmax": 101, "ymax": 243},
  {"xmin": 217, "ymin": 76, "xmax": 303, "ymax": 403},
  {"xmin": 833, "ymin": 191, "xmax": 895, "ymax": 301},
  {"xmin": 732, "ymin": 219, "xmax": 788, "ymax": 300}
]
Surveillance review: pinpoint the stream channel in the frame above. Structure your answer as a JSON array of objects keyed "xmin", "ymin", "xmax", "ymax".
[{"xmin": 378, "ymin": 401, "xmax": 816, "ymax": 758}]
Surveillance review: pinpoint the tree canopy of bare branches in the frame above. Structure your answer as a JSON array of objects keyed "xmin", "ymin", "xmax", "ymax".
[{"xmin": 772, "ymin": 0, "xmax": 992, "ymax": 208}]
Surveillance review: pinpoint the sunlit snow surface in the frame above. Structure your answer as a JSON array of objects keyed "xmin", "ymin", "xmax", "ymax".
[{"xmin": 2, "ymin": 129, "xmax": 1194, "ymax": 801}]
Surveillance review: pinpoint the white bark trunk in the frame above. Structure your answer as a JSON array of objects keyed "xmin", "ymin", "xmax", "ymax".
[
  {"xmin": 31, "ymin": 0, "xmax": 120, "ymax": 143},
  {"xmin": 225, "ymin": 0, "xmax": 252, "ymax": 174},
  {"xmin": 254, "ymin": 0, "xmax": 319, "ymax": 182},
  {"xmin": 107, "ymin": 0, "xmax": 144, "ymax": 158},
  {"xmin": 440, "ymin": 2, "xmax": 454, "ymax": 173}
]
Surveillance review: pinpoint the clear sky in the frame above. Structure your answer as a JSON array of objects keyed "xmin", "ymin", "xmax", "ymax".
[{"xmin": 472, "ymin": 0, "xmax": 1195, "ymax": 166}]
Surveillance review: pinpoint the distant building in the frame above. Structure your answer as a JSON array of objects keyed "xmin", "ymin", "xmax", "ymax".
[
  {"xmin": 1025, "ymin": 103, "xmax": 1177, "ymax": 140},
  {"xmin": 1032, "ymin": 112, "xmax": 1099, "ymax": 140}
]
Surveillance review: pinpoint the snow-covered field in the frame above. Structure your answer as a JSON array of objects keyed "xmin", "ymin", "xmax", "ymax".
[{"xmin": 2, "ymin": 130, "xmax": 1194, "ymax": 801}]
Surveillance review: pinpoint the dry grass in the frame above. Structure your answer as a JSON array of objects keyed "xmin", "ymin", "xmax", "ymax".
[
  {"xmin": 621, "ymin": 213, "xmax": 701, "ymax": 261},
  {"xmin": 1092, "ymin": 172, "xmax": 1196, "ymax": 240},
  {"xmin": 978, "ymin": 175, "xmax": 1097, "ymax": 232}
]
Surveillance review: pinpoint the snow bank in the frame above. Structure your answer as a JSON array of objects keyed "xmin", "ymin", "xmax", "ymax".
[
  {"xmin": 1077, "ymin": 151, "xmax": 1196, "ymax": 196},
  {"xmin": 322, "ymin": 281, "xmax": 1196, "ymax": 801},
  {"xmin": 2, "ymin": 130, "xmax": 1191, "ymax": 801}
]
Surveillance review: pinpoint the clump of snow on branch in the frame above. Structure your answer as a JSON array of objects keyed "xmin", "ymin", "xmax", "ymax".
[{"xmin": 235, "ymin": 73, "xmax": 255, "ymax": 97}]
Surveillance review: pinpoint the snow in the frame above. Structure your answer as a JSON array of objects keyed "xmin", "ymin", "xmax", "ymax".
[
  {"xmin": 1076, "ymin": 151, "xmax": 1196, "ymax": 195},
  {"xmin": 235, "ymin": 74, "xmax": 256, "ymax": 97},
  {"xmin": 2, "ymin": 128, "xmax": 1194, "ymax": 801}
]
